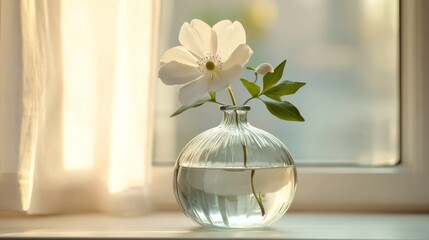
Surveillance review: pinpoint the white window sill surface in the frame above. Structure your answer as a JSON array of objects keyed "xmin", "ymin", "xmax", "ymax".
[{"xmin": 1, "ymin": 211, "xmax": 428, "ymax": 239}]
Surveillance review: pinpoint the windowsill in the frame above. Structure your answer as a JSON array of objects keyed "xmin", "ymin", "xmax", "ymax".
[{"xmin": 1, "ymin": 211, "xmax": 428, "ymax": 239}]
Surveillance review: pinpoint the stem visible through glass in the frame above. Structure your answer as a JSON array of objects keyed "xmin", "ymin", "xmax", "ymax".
[{"xmin": 227, "ymin": 86, "xmax": 266, "ymax": 217}]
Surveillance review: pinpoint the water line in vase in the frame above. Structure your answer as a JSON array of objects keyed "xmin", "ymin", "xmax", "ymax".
[{"xmin": 227, "ymin": 86, "xmax": 266, "ymax": 217}]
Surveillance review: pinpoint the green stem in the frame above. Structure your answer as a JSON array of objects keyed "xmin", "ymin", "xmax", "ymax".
[
  {"xmin": 251, "ymin": 170, "xmax": 266, "ymax": 216},
  {"xmin": 227, "ymin": 86, "xmax": 237, "ymax": 106},
  {"xmin": 242, "ymin": 97, "xmax": 257, "ymax": 106},
  {"xmin": 227, "ymin": 86, "xmax": 239, "ymax": 126},
  {"xmin": 227, "ymin": 86, "xmax": 265, "ymax": 217},
  {"xmin": 242, "ymin": 144, "xmax": 248, "ymax": 167},
  {"xmin": 253, "ymin": 72, "xmax": 258, "ymax": 83}
]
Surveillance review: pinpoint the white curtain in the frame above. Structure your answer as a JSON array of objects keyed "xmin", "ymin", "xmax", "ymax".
[{"xmin": 0, "ymin": 0, "xmax": 158, "ymax": 214}]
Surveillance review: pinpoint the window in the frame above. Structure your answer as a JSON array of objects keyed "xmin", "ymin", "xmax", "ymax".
[
  {"xmin": 154, "ymin": 0, "xmax": 400, "ymax": 167},
  {"xmin": 151, "ymin": 0, "xmax": 429, "ymax": 211}
]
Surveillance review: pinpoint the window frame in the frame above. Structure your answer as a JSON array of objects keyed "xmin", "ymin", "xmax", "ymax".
[{"xmin": 151, "ymin": 0, "xmax": 429, "ymax": 212}]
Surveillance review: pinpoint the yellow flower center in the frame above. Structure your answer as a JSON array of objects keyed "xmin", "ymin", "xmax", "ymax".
[
  {"xmin": 205, "ymin": 61, "xmax": 215, "ymax": 71},
  {"xmin": 197, "ymin": 53, "xmax": 223, "ymax": 74}
]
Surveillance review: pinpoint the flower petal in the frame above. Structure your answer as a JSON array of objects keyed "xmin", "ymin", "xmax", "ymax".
[
  {"xmin": 207, "ymin": 65, "xmax": 243, "ymax": 92},
  {"xmin": 179, "ymin": 19, "xmax": 216, "ymax": 57},
  {"xmin": 223, "ymin": 44, "xmax": 253, "ymax": 69},
  {"xmin": 160, "ymin": 46, "xmax": 198, "ymax": 67},
  {"xmin": 213, "ymin": 20, "xmax": 246, "ymax": 61},
  {"xmin": 158, "ymin": 61, "xmax": 201, "ymax": 85},
  {"xmin": 179, "ymin": 75, "xmax": 210, "ymax": 105}
]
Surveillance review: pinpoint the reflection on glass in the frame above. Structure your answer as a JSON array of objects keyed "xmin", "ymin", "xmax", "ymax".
[{"xmin": 154, "ymin": 0, "xmax": 399, "ymax": 166}]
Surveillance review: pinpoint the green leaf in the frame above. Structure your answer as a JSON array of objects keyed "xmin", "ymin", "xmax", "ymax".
[
  {"xmin": 170, "ymin": 96, "xmax": 213, "ymax": 117},
  {"xmin": 209, "ymin": 92, "xmax": 216, "ymax": 101},
  {"xmin": 265, "ymin": 94, "xmax": 282, "ymax": 102},
  {"xmin": 262, "ymin": 100, "xmax": 305, "ymax": 122},
  {"xmin": 240, "ymin": 78, "xmax": 261, "ymax": 97},
  {"xmin": 263, "ymin": 60, "xmax": 287, "ymax": 91},
  {"xmin": 263, "ymin": 81, "xmax": 306, "ymax": 98},
  {"xmin": 246, "ymin": 66, "xmax": 256, "ymax": 71}
]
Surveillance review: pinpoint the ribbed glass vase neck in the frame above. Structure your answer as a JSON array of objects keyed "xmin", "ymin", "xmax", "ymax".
[{"xmin": 220, "ymin": 105, "xmax": 250, "ymax": 126}]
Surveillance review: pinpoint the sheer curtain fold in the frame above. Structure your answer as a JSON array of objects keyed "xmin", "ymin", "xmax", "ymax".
[{"xmin": 0, "ymin": 0, "xmax": 158, "ymax": 214}]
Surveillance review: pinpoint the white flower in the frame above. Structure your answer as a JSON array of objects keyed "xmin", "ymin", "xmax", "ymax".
[
  {"xmin": 158, "ymin": 19, "xmax": 253, "ymax": 105},
  {"xmin": 255, "ymin": 63, "xmax": 274, "ymax": 75}
]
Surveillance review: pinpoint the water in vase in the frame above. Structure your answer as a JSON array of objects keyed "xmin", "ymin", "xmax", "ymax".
[{"xmin": 174, "ymin": 166, "xmax": 297, "ymax": 228}]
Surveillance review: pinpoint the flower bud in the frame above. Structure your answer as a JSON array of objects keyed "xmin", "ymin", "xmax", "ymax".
[{"xmin": 255, "ymin": 63, "xmax": 274, "ymax": 75}]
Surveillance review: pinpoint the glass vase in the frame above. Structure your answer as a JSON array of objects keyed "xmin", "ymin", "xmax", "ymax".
[{"xmin": 173, "ymin": 105, "xmax": 297, "ymax": 229}]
